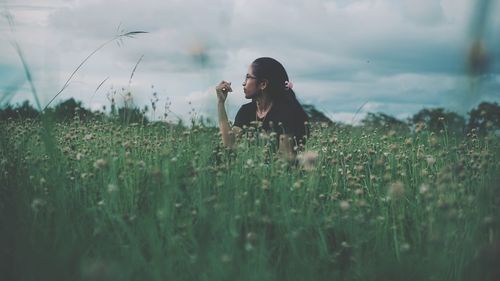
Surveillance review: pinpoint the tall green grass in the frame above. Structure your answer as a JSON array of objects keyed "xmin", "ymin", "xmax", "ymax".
[{"xmin": 1, "ymin": 119, "xmax": 498, "ymax": 281}]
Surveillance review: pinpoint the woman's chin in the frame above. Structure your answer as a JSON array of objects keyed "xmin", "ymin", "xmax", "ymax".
[{"xmin": 244, "ymin": 93, "xmax": 254, "ymax": 99}]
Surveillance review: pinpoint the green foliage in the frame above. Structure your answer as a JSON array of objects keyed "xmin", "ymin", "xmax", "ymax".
[
  {"xmin": 302, "ymin": 104, "xmax": 334, "ymax": 124},
  {"xmin": 117, "ymin": 106, "xmax": 148, "ymax": 125},
  {"xmin": 51, "ymin": 98, "xmax": 94, "ymax": 121},
  {"xmin": 0, "ymin": 100, "xmax": 39, "ymax": 120},
  {"xmin": 410, "ymin": 108, "xmax": 466, "ymax": 135},
  {"xmin": 4, "ymin": 100, "xmax": 500, "ymax": 139},
  {"xmin": 1, "ymin": 118, "xmax": 499, "ymax": 281},
  {"xmin": 0, "ymin": 98, "xmax": 149, "ymax": 124},
  {"xmin": 468, "ymin": 101, "xmax": 500, "ymax": 135},
  {"xmin": 361, "ymin": 112, "xmax": 409, "ymax": 133}
]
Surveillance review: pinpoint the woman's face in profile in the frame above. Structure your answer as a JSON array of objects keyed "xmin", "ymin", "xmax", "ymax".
[{"xmin": 243, "ymin": 65, "xmax": 259, "ymax": 99}]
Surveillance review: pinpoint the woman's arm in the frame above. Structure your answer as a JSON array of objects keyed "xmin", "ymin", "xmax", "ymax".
[
  {"xmin": 218, "ymin": 101, "xmax": 241, "ymax": 148},
  {"xmin": 216, "ymin": 81, "xmax": 241, "ymax": 149}
]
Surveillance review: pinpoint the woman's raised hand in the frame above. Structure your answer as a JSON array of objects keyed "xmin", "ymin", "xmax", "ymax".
[{"xmin": 216, "ymin": 81, "xmax": 232, "ymax": 104}]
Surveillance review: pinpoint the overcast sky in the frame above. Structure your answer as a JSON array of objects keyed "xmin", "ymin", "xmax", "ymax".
[{"xmin": 1, "ymin": 0, "xmax": 499, "ymax": 124}]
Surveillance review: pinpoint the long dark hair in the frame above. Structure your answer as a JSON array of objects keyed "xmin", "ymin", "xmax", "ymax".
[
  {"xmin": 252, "ymin": 57, "xmax": 309, "ymax": 142},
  {"xmin": 251, "ymin": 57, "xmax": 308, "ymax": 123}
]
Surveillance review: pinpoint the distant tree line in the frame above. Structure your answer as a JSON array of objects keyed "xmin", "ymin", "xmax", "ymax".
[
  {"xmin": 303, "ymin": 102, "xmax": 500, "ymax": 135},
  {"xmin": 0, "ymin": 98, "xmax": 148, "ymax": 125},
  {"xmin": 356, "ymin": 102, "xmax": 500, "ymax": 135},
  {"xmin": 1, "ymin": 98, "xmax": 500, "ymax": 135}
]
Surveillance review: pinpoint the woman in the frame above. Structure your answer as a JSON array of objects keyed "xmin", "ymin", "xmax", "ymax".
[{"xmin": 216, "ymin": 57, "xmax": 308, "ymax": 159}]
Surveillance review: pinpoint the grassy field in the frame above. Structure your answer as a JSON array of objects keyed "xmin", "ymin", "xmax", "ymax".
[{"xmin": 1, "ymin": 118, "xmax": 499, "ymax": 281}]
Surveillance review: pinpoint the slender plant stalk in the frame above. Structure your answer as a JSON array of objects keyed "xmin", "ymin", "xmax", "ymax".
[
  {"xmin": 4, "ymin": 8, "xmax": 42, "ymax": 111},
  {"xmin": 95, "ymin": 76, "xmax": 110, "ymax": 93},
  {"xmin": 129, "ymin": 54, "xmax": 145, "ymax": 87},
  {"xmin": 43, "ymin": 31, "xmax": 148, "ymax": 112}
]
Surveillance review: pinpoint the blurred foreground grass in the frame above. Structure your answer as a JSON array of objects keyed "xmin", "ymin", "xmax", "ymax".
[{"xmin": 1, "ymin": 119, "xmax": 499, "ymax": 281}]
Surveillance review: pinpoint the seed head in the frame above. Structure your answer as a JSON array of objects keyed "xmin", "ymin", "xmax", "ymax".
[
  {"xmin": 339, "ymin": 200, "xmax": 350, "ymax": 211},
  {"xmin": 94, "ymin": 159, "xmax": 108, "ymax": 169},
  {"xmin": 419, "ymin": 184, "xmax": 429, "ymax": 194},
  {"xmin": 220, "ymin": 254, "xmax": 232, "ymax": 263},
  {"xmin": 297, "ymin": 151, "xmax": 318, "ymax": 171},
  {"xmin": 261, "ymin": 179, "xmax": 270, "ymax": 190},
  {"xmin": 426, "ymin": 156, "xmax": 436, "ymax": 166},
  {"xmin": 388, "ymin": 181, "xmax": 405, "ymax": 199},
  {"xmin": 31, "ymin": 198, "xmax": 46, "ymax": 212},
  {"xmin": 400, "ymin": 243, "xmax": 411, "ymax": 252},
  {"xmin": 107, "ymin": 183, "xmax": 118, "ymax": 193},
  {"xmin": 293, "ymin": 180, "xmax": 303, "ymax": 189}
]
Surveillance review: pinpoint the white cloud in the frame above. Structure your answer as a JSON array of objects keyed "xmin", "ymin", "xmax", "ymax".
[
  {"xmin": 1, "ymin": 0, "xmax": 499, "ymax": 124},
  {"xmin": 401, "ymin": 0, "xmax": 444, "ymax": 25}
]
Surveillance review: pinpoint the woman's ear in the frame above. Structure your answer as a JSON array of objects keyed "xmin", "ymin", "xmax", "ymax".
[{"xmin": 260, "ymin": 79, "xmax": 269, "ymax": 91}]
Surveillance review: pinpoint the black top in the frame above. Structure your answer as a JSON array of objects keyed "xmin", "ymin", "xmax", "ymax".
[{"xmin": 233, "ymin": 101, "xmax": 307, "ymax": 144}]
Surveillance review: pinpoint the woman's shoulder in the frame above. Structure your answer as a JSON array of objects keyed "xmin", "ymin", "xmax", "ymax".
[
  {"xmin": 240, "ymin": 101, "xmax": 255, "ymax": 109},
  {"xmin": 274, "ymin": 100, "xmax": 301, "ymax": 115},
  {"xmin": 234, "ymin": 101, "xmax": 256, "ymax": 127},
  {"xmin": 237, "ymin": 101, "xmax": 256, "ymax": 113}
]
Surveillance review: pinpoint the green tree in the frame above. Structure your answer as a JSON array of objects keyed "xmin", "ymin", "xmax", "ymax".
[
  {"xmin": 410, "ymin": 108, "xmax": 465, "ymax": 135},
  {"xmin": 467, "ymin": 102, "xmax": 500, "ymax": 135},
  {"xmin": 361, "ymin": 112, "xmax": 409, "ymax": 133},
  {"xmin": 117, "ymin": 106, "xmax": 148, "ymax": 125},
  {"xmin": 0, "ymin": 101, "xmax": 39, "ymax": 120},
  {"xmin": 53, "ymin": 98, "xmax": 94, "ymax": 121},
  {"xmin": 302, "ymin": 104, "xmax": 333, "ymax": 124}
]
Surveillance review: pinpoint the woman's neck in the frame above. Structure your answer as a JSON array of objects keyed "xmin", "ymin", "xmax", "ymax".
[{"xmin": 255, "ymin": 94, "xmax": 273, "ymax": 115}]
